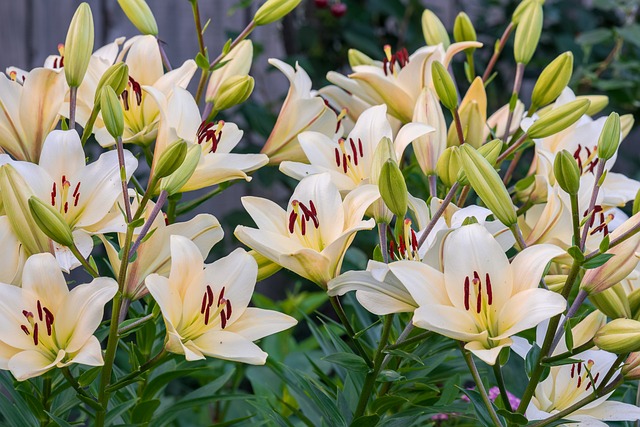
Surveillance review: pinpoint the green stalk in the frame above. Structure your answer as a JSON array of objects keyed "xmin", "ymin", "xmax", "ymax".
[
  {"xmin": 461, "ymin": 345, "xmax": 504, "ymax": 427},
  {"xmin": 493, "ymin": 364, "xmax": 513, "ymax": 412},
  {"xmin": 329, "ymin": 296, "xmax": 373, "ymax": 368}
]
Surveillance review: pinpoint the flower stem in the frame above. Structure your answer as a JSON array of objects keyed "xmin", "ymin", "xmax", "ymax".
[
  {"xmin": 502, "ymin": 151, "xmax": 523, "ymax": 185},
  {"xmin": 550, "ymin": 289, "xmax": 588, "ymax": 354},
  {"xmin": 502, "ymin": 62, "xmax": 525, "ymax": 143},
  {"xmin": 191, "ymin": 0, "xmax": 210, "ymax": 104},
  {"xmin": 157, "ymin": 38, "xmax": 172, "ymax": 71},
  {"xmin": 482, "ymin": 23, "xmax": 514, "ymax": 83},
  {"xmin": 497, "ymin": 132, "xmax": 529, "ymax": 164},
  {"xmin": 452, "ymin": 108, "xmax": 465, "ymax": 145},
  {"xmin": 128, "ymin": 190, "xmax": 168, "ymax": 258},
  {"xmin": 69, "ymin": 86, "xmax": 78, "ymax": 130},
  {"xmin": 116, "ymin": 136, "xmax": 132, "ymax": 223},
  {"xmin": 579, "ymin": 161, "xmax": 606, "ymax": 250},
  {"xmin": 380, "ymin": 323, "xmax": 416, "ymax": 371},
  {"xmin": 417, "ymin": 182, "xmax": 459, "ymax": 248},
  {"xmin": 509, "ymin": 224, "xmax": 527, "ymax": 251},
  {"xmin": 378, "ymin": 223, "xmax": 389, "ymax": 263},
  {"xmin": 457, "ymin": 185, "xmax": 471, "ymax": 206},
  {"xmin": 492, "ymin": 363, "xmax": 513, "ymax": 412},
  {"xmin": 208, "ymin": 21, "xmax": 255, "ymax": 69},
  {"xmin": 329, "ymin": 296, "xmax": 373, "ymax": 368},
  {"xmin": 570, "ymin": 193, "xmax": 581, "ymax": 247},
  {"xmin": 460, "ymin": 344, "xmax": 504, "ymax": 427},
  {"xmin": 106, "ymin": 349, "xmax": 168, "ymax": 393},
  {"xmin": 354, "ymin": 315, "xmax": 394, "ymax": 418},
  {"xmin": 69, "ymin": 243, "xmax": 98, "ymax": 277},
  {"xmin": 118, "ymin": 312, "xmax": 154, "ymax": 336},
  {"xmin": 61, "ymin": 367, "xmax": 98, "ymax": 406},
  {"xmin": 542, "ymin": 339, "xmax": 594, "ymax": 364}
]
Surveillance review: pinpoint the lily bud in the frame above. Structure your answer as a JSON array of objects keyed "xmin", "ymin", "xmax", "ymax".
[
  {"xmin": 212, "ymin": 75, "xmax": 255, "ymax": 111},
  {"xmin": 431, "ymin": 62, "xmax": 458, "ymax": 111},
  {"xmin": 254, "ymin": 0, "xmax": 301, "ymax": 26},
  {"xmin": 531, "ymin": 52, "xmax": 573, "ymax": 110},
  {"xmin": 100, "ymin": 87, "xmax": 124, "ymax": 139},
  {"xmin": 527, "ymin": 99, "xmax": 591, "ymax": 138},
  {"xmin": 453, "ymin": 12, "xmax": 477, "ymax": 44},
  {"xmin": 448, "ymin": 101, "xmax": 484, "ymax": 148},
  {"xmin": 64, "ymin": 3, "xmax": 94, "ymax": 87},
  {"xmin": 459, "ymin": 144, "xmax": 517, "ymax": 226},
  {"xmin": 457, "ymin": 139, "xmax": 503, "ymax": 186},
  {"xmin": 590, "ymin": 284, "xmax": 632, "ymax": 319},
  {"xmin": 581, "ymin": 95, "xmax": 609, "ymax": 116},
  {"xmin": 513, "ymin": 2, "xmax": 543, "ymax": 65},
  {"xmin": 594, "ymin": 318, "xmax": 640, "ymax": 354},
  {"xmin": 94, "ymin": 63, "xmax": 129, "ymax": 104},
  {"xmin": 512, "ymin": 0, "xmax": 535, "ymax": 24},
  {"xmin": 251, "ymin": 250, "xmax": 282, "ymax": 281},
  {"xmin": 160, "ymin": 144, "xmax": 201, "ymax": 195},
  {"xmin": 436, "ymin": 147, "xmax": 462, "ymax": 188},
  {"xmin": 28, "ymin": 197, "xmax": 74, "ymax": 248},
  {"xmin": 422, "ymin": 9, "xmax": 450, "ymax": 48},
  {"xmin": 621, "ymin": 114, "xmax": 634, "ymax": 140},
  {"xmin": 379, "ymin": 159, "xmax": 408, "ymax": 218},
  {"xmin": 553, "ymin": 150, "xmax": 580, "ymax": 195},
  {"xmin": 117, "ymin": 0, "xmax": 158, "ymax": 35},
  {"xmin": 622, "ymin": 352, "xmax": 640, "ymax": 380},
  {"xmin": 597, "ymin": 112, "xmax": 621, "ymax": 161},
  {"xmin": 370, "ymin": 137, "xmax": 396, "ymax": 184},
  {"xmin": 413, "ymin": 88, "xmax": 446, "ymax": 175},
  {"xmin": 582, "ymin": 211, "xmax": 640, "ymax": 294},
  {"xmin": 154, "ymin": 140, "xmax": 188, "ymax": 180},
  {"xmin": 206, "ymin": 40, "xmax": 253, "ymax": 103},
  {"xmin": 348, "ymin": 49, "xmax": 375, "ymax": 67}
]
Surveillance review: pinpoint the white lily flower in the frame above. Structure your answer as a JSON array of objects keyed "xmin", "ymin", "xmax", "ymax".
[
  {"xmin": 261, "ymin": 59, "xmax": 338, "ymax": 164},
  {"xmin": 280, "ymin": 104, "xmax": 432, "ymax": 191},
  {"xmin": 0, "ymin": 253, "xmax": 117, "ymax": 381},
  {"xmin": 9, "ymin": 130, "xmax": 137, "ymax": 271},
  {"xmin": 387, "ymin": 224, "xmax": 565, "ymax": 364},
  {"xmin": 146, "ymin": 87, "xmax": 268, "ymax": 192},
  {"xmin": 0, "ymin": 216, "xmax": 26, "ymax": 286},
  {"xmin": 146, "ymin": 235, "xmax": 297, "ymax": 364},
  {"xmin": 234, "ymin": 173, "xmax": 378, "ymax": 288}
]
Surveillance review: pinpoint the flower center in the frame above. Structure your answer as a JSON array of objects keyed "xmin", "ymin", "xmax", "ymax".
[
  {"xmin": 550, "ymin": 359, "xmax": 598, "ymax": 411},
  {"xmin": 200, "ymin": 285, "xmax": 232, "ymax": 329},
  {"xmin": 50, "ymin": 174, "xmax": 81, "ymax": 215},
  {"xmin": 388, "ymin": 219, "xmax": 419, "ymax": 261},
  {"xmin": 334, "ymin": 137, "xmax": 365, "ymax": 183},
  {"xmin": 584, "ymin": 205, "xmax": 614, "ymax": 237},
  {"xmin": 20, "ymin": 299, "xmax": 55, "ymax": 349},
  {"xmin": 121, "ymin": 76, "xmax": 143, "ymax": 112},
  {"xmin": 463, "ymin": 271, "xmax": 493, "ymax": 314},
  {"xmin": 51, "ymin": 44, "xmax": 65, "ymax": 69},
  {"xmin": 288, "ymin": 199, "xmax": 320, "ymax": 236},
  {"xmin": 196, "ymin": 120, "xmax": 224, "ymax": 153},
  {"xmin": 573, "ymin": 144, "xmax": 599, "ymax": 175},
  {"xmin": 382, "ymin": 45, "xmax": 410, "ymax": 76}
]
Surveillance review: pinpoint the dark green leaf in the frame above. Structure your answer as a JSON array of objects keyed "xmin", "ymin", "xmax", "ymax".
[
  {"xmin": 496, "ymin": 409, "xmax": 528, "ymax": 425},
  {"xmin": 322, "ymin": 353, "xmax": 369, "ymax": 373},
  {"xmin": 351, "ymin": 415, "xmax": 380, "ymax": 427},
  {"xmin": 195, "ymin": 52, "xmax": 210, "ymax": 70},
  {"xmin": 525, "ymin": 343, "xmax": 541, "ymax": 378},
  {"xmin": 582, "ymin": 253, "xmax": 614, "ymax": 269}
]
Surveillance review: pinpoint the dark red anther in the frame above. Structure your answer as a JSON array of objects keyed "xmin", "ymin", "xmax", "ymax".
[
  {"xmin": 309, "ymin": 200, "xmax": 317, "ymax": 217},
  {"xmin": 301, "ymin": 218, "xmax": 306, "ymax": 235},
  {"xmin": 571, "ymin": 364, "xmax": 576, "ymax": 378},
  {"xmin": 200, "ymin": 292, "xmax": 208, "ymax": 314},
  {"xmin": 46, "ymin": 318, "xmax": 52, "ymax": 336},
  {"xmin": 398, "ymin": 236, "xmax": 406, "ymax": 256},
  {"xmin": 216, "ymin": 286, "xmax": 223, "ymax": 306},
  {"xmin": 226, "ymin": 300, "xmax": 232, "ymax": 320},
  {"xmin": 577, "ymin": 376, "xmax": 582, "ymax": 388},
  {"xmin": 74, "ymin": 192, "xmax": 80, "ymax": 207},
  {"xmin": 334, "ymin": 147, "xmax": 341, "ymax": 167},
  {"xmin": 411, "ymin": 229, "xmax": 418, "ymax": 251},
  {"xmin": 121, "ymin": 89, "xmax": 130, "ymax": 110},
  {"xmin": 464, "ymin": 276, "xmax": 470, "ymax": 311},
  {"xmin": 288, "ymin": 211, "xmax": 297, "ymax": 233},
  {"xmin": 33, "ymin": 323, "xmax": 39, "ymax": 346},
  {"xmin": 485, "ymin": 274, "xmax": 493, "ymax": 305},
  {"xmin": 358, "ymin": 139, "xmax": 363, "ymax": 157},
  {"xmin": 51, "ymin": 182, "xmax": 57, "ymax": 206},
  {"xmin": 73, "ymin": 182, "xmax": 80, "ymax": 197},
  {"xmin": 21, "ymin": 325, "xmax": 29, "ymax": 335},
  {"xmin": 577, "ymin": 363, "xmax": 582, "ymax": 375},
  {"xmin": 43, "ymin": 307, "xmax": 53, "ymax": 325},
  {"xmin": 476, "ymin": 280, "xmax": 482, "ymax": 314},
  {"xmin": 204, "ymin": 305, "xmax": 210, "ymax": 325},
  {"xmin": 37, "ymin": 300, "xmax": 43, "ymax": 321},
  {"xmin": 22, "ymin": 310, "xmax": 31, "ymax": 319},
  {"xmin": 382, "ymin": 57, "xmax": 389, "ymax": 76},
  {"xmin": 64, "ymin": 202, "xmax": 69, "ymax": 213},
  {"xmin": 220, "ymin": 311, "xmax": 227, "ymax": 329},
  {"xmin": 342, "ymin": 153, "xmax": 348, "ymax": 173}
]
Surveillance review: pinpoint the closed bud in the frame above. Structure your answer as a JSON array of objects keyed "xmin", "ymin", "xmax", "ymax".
[
  {"xmin": 436, "ymin": 147, "xmax": 461, "ymax": 188},
  {"xmin": 212, "ymin": 75, "xmax": 255, "ymax": 111},
  {"xmin": 254, "ymin": 0, "xmax": 301, "ymax": 26},
  {"xmin": 100, "ymin": 87, "xmax": 124, "ymax": 139},
  {"xmin": 553, "ymin": 150, "xmax": 580, "ymax": 195},
  {"xmin": 459, "ymin": 144, "xmax": 517, "ymax": 226},
  {"xmin": 512, "ymin": 0, "xmax": 536, "ymax": 24},
  {"xmin": 370, "ymin": 137, "xmax": 396, "ymax": 185},
  {"xmin": 581, "ymin": 95, "xmax": 609, "ymax": 116},
  {"xmin": 160, "ymin": 144, "xmax": 201, "ymax": 195},
  {"xmin": 117, "ymin": 0, "xmax": 158, "ymax": 35},
  {"xmin": 348, "ymin": 48, "xmax": 375, "ymax": 67},
  {"xmin": 597, "ymin": 112, "xmax": 621, "ymax": 161},
  {"xmin": 590, "ymin": 284, "xmax": 632, "ymax": 319},
  {"xmin": 422, "ymin": 9, "xmax": 450, "ymax": 48},
  {"xmin": 457, "ymin": 139, "xmax": 502, "ymax": 185},
  {"xmin": 431, "ymin": 62, "xmax": 458, "ymax": 111},
  {"xmin": 527, "ymin": 99, "xmax": 591, "ymax": 138},
  {"xmin": 621, "ymin": 114, "xmax": 634, "ymax": 141},
  {"xmin": 633, "ymin": 188, "xmax": 640, "ymax": 215},
  {"xmin": 594, "ymin": 318, "xmax": 640, "ymax": 354},
  {"xmin": 379, "ymin": 159, "xmax": 408, "ymax": 218},
  {"xmin": 154, "ymin": 140, "xmax": 188, "ymax": 180},
  {"xmin": 94, "ymin": 63, "xmax": 129, "ymax": 104},
  {"xmin": 64, "ymin": 3, "xmax": 94, "ymax": 87},
  {"xmin": 206, "ymin": 40, "xmax": 253, "ymax": 103},
  {"xmin": 28, "ymin": 197, "xmax": 75, "ymax": 248},
  {"xmin": 531, "ymin": 52, "xmax": 573, "ymax": 109},
  {"xmin": 448, "ymin": 101, "xmax": 484, "ymax": 148},
  {"xmin": 251, "ymin": 250, "xmax": 282, "ymax": 281},
  {"xmin": 453, "ymin": 12, "xmax": 477, "ymax": 44},
  {"xmin": 622, "ymin": 352, "xmax": 640, "ymax": 380},
  {"xmin": 513, "ymin": 2, "xmax": 543, "ymax": 65}
]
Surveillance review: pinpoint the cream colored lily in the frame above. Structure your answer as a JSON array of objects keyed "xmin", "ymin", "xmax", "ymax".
[
  {"xmin": 388, "ymin": 224, "xmax": 565, "ymax": 364},
  {"xmin": 234, "ymin": 173, "xmax": 378, "ymax": 288},
  {"xmin": 145, "ymin": 235, "xmax": 297, "ymax": 364},
  {"xmin": 205, "ymin": 40, "xmax": 253, "ymax": 103},
  {"xmin": 146, "ymin": 86, "xmax": 268, "ymax": 192},
  {"xmin": 93, "ymin": 35, "xmax": 197, "ymax": 147},
  {"xmin": 0, "ymin": 253, "xmax": 117, "ymax": 380},
  {"xmin": 261, "ymin": 59, "xmax": 338, "ymax": 164},
  {"xmin": 0, "ymin": 216, "xmax": 26, "ymax": 286},
  {"xmin": 0, "ymin": 68, "xmax": 66, "ymax": 162}
]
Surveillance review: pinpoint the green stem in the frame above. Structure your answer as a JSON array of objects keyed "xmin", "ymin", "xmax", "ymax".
[
  {"xmin": 80, "ymin": 106, "xmax": 99, "ymax": 145},
  {"xmin": 378, "ymin": 223, "xmax": 389, "ymax": 263},
  {"xmin": 461, "ymin": 344, "xmax": 504, "ymax": 427},
  {"xmin": 354, "ymin": 315, "xmax": 394, "ymax": 418},
  {"xmin": 502, "ymin": 62, "xmax": 525, "ymax": 143},
  {"xmin": 157, "ymin": 38, "xmax": 172, "ymax": 71},
  {"xmin": 597, "ymin": 353, "xmax": 626, "ymax": 392},
  {"xmin": 497, "ymin": 132, "xmax": 529, "ymax": 164},
  {"xmin": 69, "ymin": 86, "xmax": 78, "ymax": 129},
  {"xmin": 570, "ymin": 193, "xmax": 581, "ymax": 247},
  {"xmin": 69, "ymin": 244, "xmax": 98, "ymax": 277},
  {"xmin": 329, "ymin": 296, "xmax": 373, "ymax": 368},
  {"xmin": 457, "ymin": 185, "xmax": 471, "ymax": 206},
  {"xmin": 542, "ymin": 339, "xmax": 594, "ymax": 364},
  {"xmin": 116, "ymin": 136, "xmax": 133, "ymax": 223},
  {"xmin": 208, "ymin": 21, "xmax": 256, "ymax": 68},
  {"xmin": 509, "ymin": 224, "xmax": 527, "ymax": 251},
  {"xmin": 502, "ymin": 151, "xmax": 523, "ymax": 186},
  {"xmin": 492, "ymin": 364, "xmax": 513, "ymax": 412},
  {"xmin": 61, "ymin": 367, "xmax": 98, "ymax": 404},
  {"xmin": 482, "ymin": 23, "xmax": 514, "ymax": 83},
  {"xmin": 579, "ymin": 161, "xmax": 606, "ymax": 250},
  {"xmin": 175, "ymin": 184, "xmax": 228, "ymax": 216},
  {"xmin": 191, "ymin": 0, "xmax": 210, "ymax": 104},
  {"xmin": 106, "ymin": 350, "xmax": 168, "ymax": 392},
  {"xmin": 452, "ymin": 108, "xmax": 465, "ymax": 145},
  {"xmin": 117, "ymin": 313, "xmax": 155, "ymax": 336},
  {"xmin": 417, "ymin": 182, "xmax": 459, "ymax": 248},
  {"xmin": 386, "ymin": 330, "xmax": 431, "ymax": 351},
  {"xmin": 40, "ymin": 377, "xmax": 52, "ymax": 426}
]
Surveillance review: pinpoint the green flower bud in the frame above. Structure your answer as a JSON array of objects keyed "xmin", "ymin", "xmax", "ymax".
[
  {"xmin": 348, "ymin": 48, "xmax": 375, "ymax": 67},
  {"xmin": 379, "ymin": 159, "xmax": 408, "ymax": 218},
  {"xmin": 594, "ymin": 318, "xmax": 640, "ymax": 354},
  {"xmin": 459, "ymin": 144, "xmax": 517, "ymax": 226},
  {"xmin": 64, "ymin": 3, "xmax": 94, "ymax": 88},
  {"xmin": 436, "ymin": 147, "xmax": 461, "ymax": 188},
  {"xmin": 447, "ymin": 101, "xmax": 484, "ymax": 148},
  {"xmin": 431, "ymin": 62, "xmax": 458, "ymax": 111},
  {"xmin": 251, "ymin": 250, "xmax": 282, "ymax": 281},
  {"xmin": 513, "ymin": 2, "xmax": 543, "ymax": 65},
  {"xmin": 155, "ymin": 140, "xmax": 188, "ymax": 180},
  {"xmin": 553, "ymin": 150, "xmax": 580, "ymax": 195},
  {"xmin": 100, "ymin": 87, "xmax": 124, "ymax": 139},
  {"xmin": 28, "ymin": 197, "xmax": 75, "ymax": 248},
  {"xmin": 370, "ymin": 137, "xmax": 396, "ymax": 185},
  {"xmin": 94, "ymin": 63, "xmax": 129, "ymax": 104},
  {"xmin": 527, "ymin": 99, "xmax": 591, "ymax": 138},
  {"xmin": 422, "ymin": 9, "xmax": 450, "ymax": 48},
  {"xmin": 117, "ymin": 0, "xmax": 158, "ymax": 35},
  {"xmin": 581, "ymin": 95, "xmax": 608, "ymax": 116},
  {"xmin": 621, "ymin": 114, "xmax": 635, "ymax": 140},
  {"xmin": 531, "ymin": 52, "xmax": 573, "ymax": 110},
  {"xmin": 254, "ymin": 0, "xmax": 301, "ymax": 26},
  {"xmin": 457, "ymin": 139, "xmax": 503, "ymax": 186},
  {"xmin": 160, "ymin": 144, "xmax": 201, "ymax": 195},
  {"xmin": 590, "ymin": 284, "xmax": 632, "ymax": 319},
  {"xmin": 453, "ymin": 12, "xmax": 477, "ymax": 44},
  {"xmin": 512, "ymin": 0, "xmax": 535, "ymax": 24},
  {"xmin": 630, "ymin": 288, "xmax": 640, "ymax": 319},
  {"xmin": 212, "ymin": 75, "xmax": 255, "ymax": 111},
  {"xmin": 597, "ymin": 112, "xmax": 621, "ymax": 161}
]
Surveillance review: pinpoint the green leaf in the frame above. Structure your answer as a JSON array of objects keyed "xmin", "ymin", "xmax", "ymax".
[
  {"xmin": 143, "ymin": 367, "xmax": 233, "ymax": 401},
  {"xmin": 576, "ymin": 28, "xmax": 612, "ymax": 46},
  {"xmin": 617, "ymin": 24, "xmax": 640, "ymax": 48},
  {"xmin": 564, "ymin": 321, "xmax": 574, "ymax": 352},
  {"xmin": 351, "ymin": 415, "xmax": 380, "ymax": 427},
  {"xmin": 322, "ymin": 353, "xmax": 369, "ymax": 373},
  {"xmin": 376, "ymin": 370, "xmax": 404, "ymax": 382},
  {"xmin": 582, "ymin": 253, "xmax": 614, "ymax": 269},
  {"xmin": 44, "ymin": 411, "xmax": 72, "ymax": 427},
  {"xmin": 195, "ymin": 52, "xmax": 210, "ymax": 70},
  {"xmin": 525, "ymin": 343, "xmax": 541, "ymax": 378},
  {"xmin": 599, "ymin": 235, "xmax": 610, "ymax": 253},
  {"xmin": 458, "ymin": 387, "xmax": 504, "ymax": 427},
  {"xmin": 496, "ymin": 409, "xmax": 528, "ymax": 425},
  {"xmin": 567, "ymin": 246, "xmax": 585, "ymax": 263},
  {"xmin": 543, "ymin": 357, "xmax": 582, "ymax": 367},
  {"xmin": 78, "ymin": 367, "xmax": 101, "ymax": 387},
  {"xmin": 132, "ymin": 399, "xmax": 161, "ymax": 424},
  {"xmin": 384, "ymin": 348, "xmax": 424, "ymax": 365}
]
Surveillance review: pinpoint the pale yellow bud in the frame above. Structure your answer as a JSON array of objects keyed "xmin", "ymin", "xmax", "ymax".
[
  {"xmin": 254, "ymin": 0, "xmax": 301, "ymax": 26},
  {"xmin": 64, "ymin": 3, "xmax": 94, "ymax": 87},
  {"xmin": 453, "ymin": 12, "xmax": 477, "ymax": 44},
  {"xmin": 513, "ymin": 2, "xmax": 543, "ymax": 65},
  {"xmin": 28, "ymin": 197, "xmax": 74, "ymax": 248},
  {"xmin": 212, "ymin": 75, "xmax": 255, "ymax": 111},
  {"xmin": 160, "ymin": 144, "xmax": 201, "ymax": 195},
  {"xmin": 251, "ymin": 250, "xmax": 282, "ymax": 281},
  {"xmin": 527, "ymin": 99, "xmax": 591, "ymax": 138},
  {"xmin": 117, "ymin": 0, "xmax": 158, "ymax": 35},
  {"xmin": 553, "ymin": 150, "xmax": 581, "ymax": 195},
  {"xmin": 370, "ymin": 137, "xmax": 396, "ymax": 185},
  {"xmin": 206, "ymin": 40, "xmax": 253, "ymax": 103},
  {"xmin": 594, "ymin": 318, "xmax": 640, "ymax": 354},
  {"xmin": 621, "ymin": 114, "xmax": 635, "ymax": 141},
  {"xmin": 622, "ymin": 352, "xmax": 640, "ymax": 380},
  {"xmin": 448, "ymin": 101, "xmax": 484, "ymax": 148},
  {"xmin": 422, "ymin": 9, "xmax": 450, "ymax": 48},
  {"xmin": 436, "ymin": 147, "xmax": 461, "ymax": 188},
  {"xmin": 94, "ymin": 63, "xmax": 129, "ymax": 104},
  {"xmin": 590, "ymin": 284, "xmax": 632, "ymax": 319},
  {"xmin": 581, "ymin": 95, "xmax": 609, "ymax": 116},
  {"xmin": 100, "ymin": 87, "xmax": 124, "ymax": 139},
  {"xmin": 155, "ymin": 140, "xmax": 188, "ymax": 180},
  {"xmin": 379, "ymin": 159, "xmax": 408, "ymax": 218},
  {"xmin": 348, "ymin": 49, "xmax": 375, "ymax": 67},
  {"xmin": 531, "ymin": 52, "xmax": 573, "ymax": 110},
  {"xmin": 431, "ymin": 62, "xmax": 458, "ymax": 111},
  {"xmin": 597, "ymin": 112, "xmax": 621, "ymax": 161},
  {"xmin": 413, "ymin": 88, "xmax": 446, "ymax": 175},
  {"xmin": 457, "ymin": 139, "xmax": 502, "ymax": 185}
]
